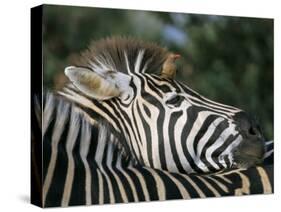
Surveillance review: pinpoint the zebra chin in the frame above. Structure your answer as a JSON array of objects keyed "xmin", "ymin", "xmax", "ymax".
[{"xmin": 232, "ymin": 137, "xmax": 265, "ymax": 169}]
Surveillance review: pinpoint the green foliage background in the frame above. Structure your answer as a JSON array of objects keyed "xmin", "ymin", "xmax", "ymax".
[{"xmin": 42, "ymin": 5, "xmax": 273, "ymax": 139}]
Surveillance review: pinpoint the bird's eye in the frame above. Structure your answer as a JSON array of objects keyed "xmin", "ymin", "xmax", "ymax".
[{"xmin": 166, "ymin": 95, "xmax": 183, "ymax": 106}]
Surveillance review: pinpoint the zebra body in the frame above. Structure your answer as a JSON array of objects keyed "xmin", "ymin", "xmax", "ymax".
[
  {"xmin": 32, "ymin": 93, "xmax": 273, "ymax": 207},
  {"xmin": 31, "ymin": 37, "xmax": 273, "ymax": 207}
]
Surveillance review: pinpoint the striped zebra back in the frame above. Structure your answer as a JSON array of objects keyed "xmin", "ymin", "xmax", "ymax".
[{"xmin": 31, "ymin": 93, "xmax": 273, "ymax": 207}]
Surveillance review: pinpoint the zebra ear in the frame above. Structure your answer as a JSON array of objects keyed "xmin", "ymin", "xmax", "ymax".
[{"xmin": 64, "ymin": 66, "xmax": 133, "ymax": 101}]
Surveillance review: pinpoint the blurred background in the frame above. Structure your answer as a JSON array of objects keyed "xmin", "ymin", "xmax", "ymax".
[{"xmin": 42, "ymin": 5, "xmax": 273, "ymax": 139}]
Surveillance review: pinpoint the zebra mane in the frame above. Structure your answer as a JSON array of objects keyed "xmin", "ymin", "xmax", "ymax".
[{"xmin": 72, "ymin": 36, "xmax": 169, "ymax": 74}]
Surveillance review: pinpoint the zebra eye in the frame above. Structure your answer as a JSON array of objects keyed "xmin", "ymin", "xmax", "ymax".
[{"xmin": 166, "ymin": 95, "xmax": 183, "ymax": 106}]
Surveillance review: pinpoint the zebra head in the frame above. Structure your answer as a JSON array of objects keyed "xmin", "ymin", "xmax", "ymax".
[{"xmin": 60, "ymin": 37, "xmax": 265, "ymax": 174}]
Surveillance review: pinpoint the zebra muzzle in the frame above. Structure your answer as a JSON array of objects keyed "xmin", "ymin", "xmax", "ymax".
[{"xmin": 232, "ymin": 111, "xmax": 266, "ymax": 168}]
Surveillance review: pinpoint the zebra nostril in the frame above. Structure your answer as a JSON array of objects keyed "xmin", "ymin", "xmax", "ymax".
[
  {"xmin": 247, "ymin": 125, "xmax": 262, "ymax": 138},
  {"xmin": 233, "ymin": 111, "xmax": 263, "ymax": 139},
  {"xmin": 248, "ymin": 126, "xmax": 257, "ymax": 136}
]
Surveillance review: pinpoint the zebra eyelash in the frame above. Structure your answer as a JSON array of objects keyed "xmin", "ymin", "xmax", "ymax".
[{"xmin": 165, "ymin": 94, "xmax": 185, "ymax": 107}]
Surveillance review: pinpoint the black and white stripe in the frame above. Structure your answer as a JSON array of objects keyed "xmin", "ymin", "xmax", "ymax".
[
  {"xmin": 59, "ymin": 37, "xmax": 265, "ymax": 174},
  {"xmin": 32, "ymin": 93, "xmax": 273, "ymax": 207}
]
